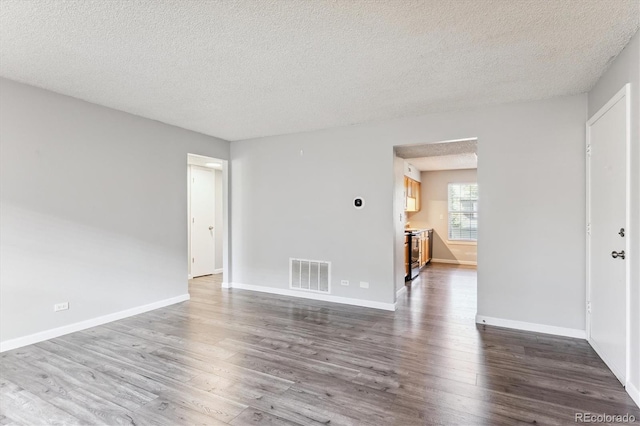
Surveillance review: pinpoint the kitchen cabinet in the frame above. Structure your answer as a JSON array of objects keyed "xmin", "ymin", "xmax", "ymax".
[
  {"xmin": 404, "ymin": 177, "xmax": 421, "ymax": 212},
  {"xmin": 420, "ymin": 230, "xmax": 432, "ymax": 266},
  {"xmin": 414, "ymin": 229, "xmax": 433, "ymax": 268}
]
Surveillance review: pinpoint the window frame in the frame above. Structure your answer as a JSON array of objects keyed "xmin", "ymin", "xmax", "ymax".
[{"xmin": 447, "ymin": 182, "xmax": 478, "ymax": 243}]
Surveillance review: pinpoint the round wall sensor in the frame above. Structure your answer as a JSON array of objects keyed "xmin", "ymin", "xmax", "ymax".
[{"xmin": 353, "ymin": 197, "xmax": 365, "ymax": 209}]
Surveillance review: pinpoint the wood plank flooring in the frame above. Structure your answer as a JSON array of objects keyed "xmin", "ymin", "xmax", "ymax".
[{"xmin": 1, "ymin": 264, "xmax": 638, "ymax": 425}]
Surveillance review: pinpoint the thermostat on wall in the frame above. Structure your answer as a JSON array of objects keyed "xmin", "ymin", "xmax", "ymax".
[{"xmin": 353, "ymin": 197, "xmax": 365, "ymax": 209}]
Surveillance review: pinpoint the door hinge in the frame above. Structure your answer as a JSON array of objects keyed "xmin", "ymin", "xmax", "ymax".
[
  {"xmin": 587, "ymin": 301, "xmax": 591, "ymax": 314},
  {"xmin": 192, "ymin": 257, "xmax": 194, "ymax": 263},
  {"xmin": 587, "ymin": 223, "xmax": 591, "ymax": 235},
  {"xmin": 586, "ymin": 144, "xmax": 591, "ymax": 157}
]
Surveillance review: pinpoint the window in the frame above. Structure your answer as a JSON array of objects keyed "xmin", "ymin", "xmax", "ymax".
[{"xmin": 448, "ymin": 183, "xmax": 478, "ymax": 241}]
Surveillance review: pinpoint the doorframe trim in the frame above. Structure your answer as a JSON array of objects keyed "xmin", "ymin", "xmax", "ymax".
[
  {"xmin": 187, "ymin": 154, "xmax": 230, "ymax": 286},
  {"xmin": 189, "ymin": 164, "xmax": 217, "ymax": 277},
  {"xmin": 585, "ymin": 83, "xmax": 631, "ymax": 386}
]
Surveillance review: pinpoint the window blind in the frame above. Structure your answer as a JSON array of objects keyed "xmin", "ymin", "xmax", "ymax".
[{"xmin": 448, "ymin": 183, "xmax": 478, "ymax": 241}]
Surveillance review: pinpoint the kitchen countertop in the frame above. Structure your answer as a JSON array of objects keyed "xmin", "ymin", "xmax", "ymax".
[{"xmin": 404, "ymin": 228, "xmax": 432, "ymax": 234}]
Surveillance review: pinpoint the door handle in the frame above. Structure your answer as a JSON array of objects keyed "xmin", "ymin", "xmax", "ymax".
[
  {"xmin": 611, "ymin": 250, "xmax": 625, "ymax": 259},
  {"xmin": 209, "ymin": 226, "xmax": 214, "ymax": 231}
]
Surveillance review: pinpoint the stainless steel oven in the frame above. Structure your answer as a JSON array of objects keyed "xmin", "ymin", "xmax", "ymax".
[
  {"xmin": 411, "ymin": 237, "xmax": 420, "ymax": 269},
  {"xmin": 405, "ymin": 232, "xmax": 421, "ymax": 281}
]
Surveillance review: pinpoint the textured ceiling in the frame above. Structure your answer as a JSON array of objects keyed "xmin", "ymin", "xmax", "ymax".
[
  {"xmin": 408, "ymin": 154, "xmax": 477, "ymax": 171},
  {"xmin": 396, "ymin": 139, "xmax": 477, "ymax": 159},
  {"xmin": 399, "ymin": 140, "xmax": 477, "ymax": 171},
  {"xmin": 1, "ymin": 1, "xmax": 638, "ymax": 141}
]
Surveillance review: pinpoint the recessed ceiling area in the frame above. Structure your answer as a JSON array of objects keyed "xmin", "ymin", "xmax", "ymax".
[
  {"xmin": 1, "ymin": 1, "xmax": 638, "ymax": 141},
  {"xmin": 408, "ymin": 153, "xmax": 477, "ymax": 172},
  {"xmin": 398, "ymin": 139, "xmax": 477, "ymax": 171},
  {"xmin": 395, "ymin": 139, "xmax": 477, "ymax": 159}
]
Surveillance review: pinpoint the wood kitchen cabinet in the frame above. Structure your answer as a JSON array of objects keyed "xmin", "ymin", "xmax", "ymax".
[
  {"xmin": 419, "ymin": 229, "xmax": 433, "ymax": 267},
  {"xmin": 404, "ymin": 177, "xmax": 421, "ymax": 212},
  {"xmin": 421, "ymin": 232, "xmax": 430, "ymax": 265}
]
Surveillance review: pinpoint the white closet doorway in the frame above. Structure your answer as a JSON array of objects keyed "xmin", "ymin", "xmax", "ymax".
[{"xmin": 188, "ymin": 154, "xmax": 226, "ymax": 280}]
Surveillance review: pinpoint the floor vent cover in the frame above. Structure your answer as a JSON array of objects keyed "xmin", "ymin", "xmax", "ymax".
[{"xmin": 290, "ymin": 258, "xmax": 331, "ymax": 293}]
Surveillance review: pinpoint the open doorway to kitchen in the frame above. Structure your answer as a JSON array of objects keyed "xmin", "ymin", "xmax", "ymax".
[
  {"xmin": 187, "ymin": 154, "xmax": 230, "ymax": 299},
  {"xmin": 392, "ymin": 139, "xmax": 478, "ymax": 314}
]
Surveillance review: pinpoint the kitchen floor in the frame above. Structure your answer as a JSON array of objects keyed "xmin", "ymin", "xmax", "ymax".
[
  {"xmin": 399, "ymin": 262, "xmax": 477, "ymax": 317},
  {"xmin": 1, "ymin": 265, "xmax": 638, "ymax": 425}
]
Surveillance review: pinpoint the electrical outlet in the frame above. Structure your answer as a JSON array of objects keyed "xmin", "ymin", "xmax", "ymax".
[
  {"xmin": 54, "ymin": 302, "xmax": 69, "ymax": 312},
  {"xmin": 359, "ymin": 281, "xmax": 369, "ymax": 289},
  {"xmin": 340, "ymin": 280, "xmax": 349, "ymax": 286}
]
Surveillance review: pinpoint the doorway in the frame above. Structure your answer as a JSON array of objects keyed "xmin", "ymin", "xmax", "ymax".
[
  {"xmin": 392, "ymin": 138, "xmax": 479, "ymax": 304},
  {"xmin": 187, "ymin": 153, "xmax": 230, "ymax": 287},
  {"xmin": 190, "ymin": 165, "xmax": 217, "ymax": 277},
  {"xmin": 586, "ymin": 84, "xmax": 630, "ymax": 385}
]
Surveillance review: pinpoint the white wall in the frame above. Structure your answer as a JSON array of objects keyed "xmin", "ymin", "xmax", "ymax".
[
  {"xmin": 0, "ymin": 78, "xmax": 229, "ymax": 345},
  {"xmin": 407, "ymin": 169, "xmax": 477, "ymax": 264},
  {"xmin": 588, "ymin": 30, "xmax": 639, "ymax": 398},
  {"xmin": 231, "ymin": 94, "xmax": 587, "ymax": 331},
  {"xmin": 394, "ymin": 154, "xmax": 407, "ymax": 293},
  {"xmin": 403, "ymin": 161, "xmax": 421, "ymax": 181}
]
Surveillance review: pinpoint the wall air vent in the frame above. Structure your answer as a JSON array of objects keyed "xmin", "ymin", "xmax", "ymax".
[{"xmin": 289, "ymin": 258, "xmax": 331, "ymax": 294}]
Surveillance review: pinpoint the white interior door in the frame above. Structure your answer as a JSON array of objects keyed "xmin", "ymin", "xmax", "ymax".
[
  {"xmin": 191, "ymin": 166, "xmax": 215, "ymax": 277},
  {"xmin": 587, "ymin": 86, "xmax": 629, "ymax": 384}
]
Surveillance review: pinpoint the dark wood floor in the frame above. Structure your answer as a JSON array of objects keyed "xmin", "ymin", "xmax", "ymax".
[{"xmin": 1, "ymin": 264, "xmax": 638, "ymax": 425}]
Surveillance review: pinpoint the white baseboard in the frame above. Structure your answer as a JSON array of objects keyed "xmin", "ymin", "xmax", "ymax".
[
  {"xmin": 475, "ymin": 314, "xmax": 586, "ymax": 339},
  {"xmin": 431, "ymin": 258, "xmax": 477, "ymax": 266},
  {"xmin": 626, "ymin": 381, "xmax": 640, "ymax": 408},
  {"xmin": 213, "ymin": 268, "xmax": 223, "ymax": 275},
  {"xmin": 188, "ymin": 274, "xmax": 193, "ymax": 279},
  {"xmin": 0, "ymin": 294, "xmax": 190, "ymax": 353},
  {"xmin": 228, "ymin": 282, "xmax": 395, "ymax": 311},
  {"xmin": 221, "ymin": 281, "xmax": 232, "ymax": 289},
  {"xmin": 588, "ymin": 338, "xmax": 626, "ymax": 384},
  {"xmin": 396, "ymin": 285, "xmax": 407, "ymax": 297}
]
